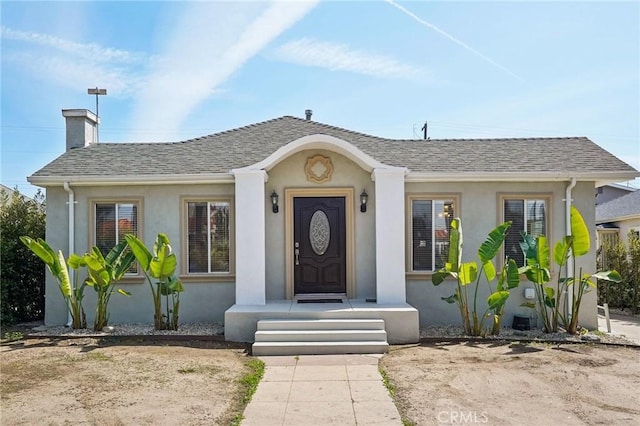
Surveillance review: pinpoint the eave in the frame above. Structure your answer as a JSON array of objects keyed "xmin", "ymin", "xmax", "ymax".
[{"xmin": 27, "ymin": 173, "xmax": 235, "ymax": 187}]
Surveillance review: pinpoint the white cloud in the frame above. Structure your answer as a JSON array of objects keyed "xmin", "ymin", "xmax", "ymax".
[
  {"xmin": 0, "ymin": 26, "xmax": 147, "ymax": 64},
  {"xmin": 384, "ymin": 0, "xmax": 524, "ymax": 82},
  {"xmin": 129, "ymin": 1, "xmax": 319, "ymax": 142},
  {"xmin": 272, "ymin": 38, "xmax": 422, "ymax": 79},
  {"xmin": 0, "ymin": 26, "xmax": 147, "ymax": 98}
]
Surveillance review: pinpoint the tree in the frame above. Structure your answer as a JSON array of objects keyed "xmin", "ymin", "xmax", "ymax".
[{"xmin": 1, "ymin": 188, "xmax": 46, "ymax": 324}]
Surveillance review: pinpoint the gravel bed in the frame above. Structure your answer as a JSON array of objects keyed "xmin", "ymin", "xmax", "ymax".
[
  {"xmin": 18, "ymin": 322, "xmax": 637, "ymax": 346},
  {"xmin": 419, "ymin": 324, "xmax": 638, "ymax": 345},
  {"xmin": 27, "ymin": 322, "xmax": 224, "ymax": 337}
]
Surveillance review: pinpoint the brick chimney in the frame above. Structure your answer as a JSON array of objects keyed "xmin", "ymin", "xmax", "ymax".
[{"xmin": 62, "ymin": 109, "xmax": 97, "ymax": 151}]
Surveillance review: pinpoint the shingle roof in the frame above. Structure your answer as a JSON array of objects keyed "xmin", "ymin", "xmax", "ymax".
[
  {"xmin": 31, "ymin": 115, "xmax": 638, "ymax": 179},
  {"xmin": 596, "ymin": 189, "xmax": 640, "ymax": 222}
]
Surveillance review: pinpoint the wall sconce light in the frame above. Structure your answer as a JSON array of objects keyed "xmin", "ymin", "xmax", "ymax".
[
  {"xmin": 360, "ymin": 189, "xmax": 368, "ymax": 213},
  {"xmin": 270, "ymin": 190, "xmax": 279, "ymax": 213}
]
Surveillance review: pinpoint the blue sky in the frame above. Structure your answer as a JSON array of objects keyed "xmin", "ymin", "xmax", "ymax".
[{"xmin": 2, "ymin": 0, "xmax": 638, "ymax": 198}]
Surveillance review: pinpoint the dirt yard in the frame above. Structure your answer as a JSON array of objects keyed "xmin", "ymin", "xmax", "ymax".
[
  {"xmin": 381, "ymin": 341, "xmax": 640, "ymax": 426},
  {"xmin": 2, "ymin": 337, "xmax": 639, "ymax": 426},
  {"xmin": 0, "ymin": 337, "xmax": 252, "ymax": 425}
]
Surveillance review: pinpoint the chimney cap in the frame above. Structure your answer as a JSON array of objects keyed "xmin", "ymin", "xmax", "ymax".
[
  {"xmin": 305, "ymin": 109, "xmax": 313, "ymax": 120},
  {"xmin": 62, "ymin": 109, "xmax": 97, "ymax": 123}
]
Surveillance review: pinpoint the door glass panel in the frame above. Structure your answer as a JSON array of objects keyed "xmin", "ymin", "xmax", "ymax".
[{"xmin": 309, "ymin": 210, "xmax": 330, "ymax": 255}]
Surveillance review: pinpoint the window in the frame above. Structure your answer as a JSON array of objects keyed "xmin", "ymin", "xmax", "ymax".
[
  {"xmin": 503, "ymin": 197, "xmax": 548, "ymax": 266},
  {"xmin": 186, "ymin": 201, "xmax": 230, "ymax": 273},
  {"xmin": 409, "ymin": 197, "xmax": 456, "ymax": 272},
  {"xmin": 94, "ymin": 201, "xmax": 139, "ymax": 273}
]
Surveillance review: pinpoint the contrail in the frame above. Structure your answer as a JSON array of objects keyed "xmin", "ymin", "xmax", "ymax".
[{"xmin": 385, "ymin": 0, "xmax": 524, "ymax": 81}]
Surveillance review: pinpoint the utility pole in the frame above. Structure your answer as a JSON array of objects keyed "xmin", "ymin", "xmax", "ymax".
[{"xmin": 87, "ymin": 87, "xmax": 107, "ymax": 142}]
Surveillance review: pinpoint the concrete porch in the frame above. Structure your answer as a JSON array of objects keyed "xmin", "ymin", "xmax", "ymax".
[{"xmin": 224, "ymin": 299, "xmax": 420, "ymax": 345}]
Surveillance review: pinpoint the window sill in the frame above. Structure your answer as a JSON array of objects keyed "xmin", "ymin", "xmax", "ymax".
[
  {"xmin": 118, "ymin": 275, "xmax": 146, "ymax": 284},
  {"xmin": 179, "ymin": 274, "xmax": 236, "ymax": 283},
  {"xmin": 406, "ymin": 272, "xmax": 438, "ymax": 280}
]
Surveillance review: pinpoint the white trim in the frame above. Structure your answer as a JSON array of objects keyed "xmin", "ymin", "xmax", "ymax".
[
  {"xmin": 405, "ymin": 171, "xmax": 639, "ymax": 183},
  {"xmin": 28, "ymin": 173, "xmax": 235, "ymax": 187},
  {"xmin": 596, "ymin": 213, "xmax": 640, "ymax": 224},
  {"xmin": 235, "ymin": 134, "xmax": 388, "ymax": 173}
]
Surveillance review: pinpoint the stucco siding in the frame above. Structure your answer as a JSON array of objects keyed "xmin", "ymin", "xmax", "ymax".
[
  {"xmin": 405, "ymin": 180, "xmax": 599, "ymax": 330},
  {"xmin": 44, "ymin": 183, "xmax": 236, "ymax": 326}
]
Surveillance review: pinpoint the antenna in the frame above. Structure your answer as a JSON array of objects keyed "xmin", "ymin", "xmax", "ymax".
[
  {"xmin": 421, "ymin": 121, "xmax": 428, "ymax": 140},
  {"xmin": 87, "ymin": 87, "xmax": 107, "ymax": 142}
]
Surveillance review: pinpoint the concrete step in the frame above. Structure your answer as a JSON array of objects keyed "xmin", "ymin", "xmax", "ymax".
[
  {"xmin": 256, "ymin": 318, "xmax": 385, "ymax": 331},
  {"xmin": 252, "ymin": 341, "xmax": 389, "ymax": 356},
  {"xmin": 255, "ymin": 329, "xmax": 387, "ymax": 342}
]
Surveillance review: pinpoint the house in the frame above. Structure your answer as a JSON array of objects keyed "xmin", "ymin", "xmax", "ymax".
[
  {"xmin": 595, "ymin": 182, "xmax": 637, "ymax": 205},
  {"xmin": 596, "ymin": 188, "xmax": 640, "ymax": 252},
  {"xmin": 28, "ymin": 109, "xmax": 639, "ymax": 349}
]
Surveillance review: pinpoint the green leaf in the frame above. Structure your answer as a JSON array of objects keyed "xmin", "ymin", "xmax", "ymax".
[
  {"xmin": 167, "ymin": 276, "xmax": 184, "ymax": 293},
  {"xmin": 591, "ymin": 270, "xmax": 622, "ymax": 283},
  {"xmin": 447, "ymin": 218, "xmax": 462, "ymax": 272},
  {"xmin": 117, "ymin": 288, "xmax": 132, "ymax": 296},
  {"xmin": 521, "ymin": 302, "xmax": 536, "ymax": 309},
  {"xmin": 487, "ymin": 291, "xmax": 510, "ymax": 310},
  {"xmin": 113, "ymin": 252, "xmax": 136, "ymax": 280},
  {"xmin": 432, "ymin": 270, "xmax": 452, "ymax": 286},
  {"xmin": 56, "ymin": 250, "xmax": 72, "ymax": 298},
  {"xmin": 153, "ymin": 233, "xmax": 171, "ymax": 257},
  {"xmin": 570, "ymin": 206, "xmax": 590, "ymax": 257},
  {"xmin": 459, "ymin": 262, "xmax": 478, "ymax": 285},
  {"xmin": 105, "ymin": 240, "xmax": 128, "ymax": 266},
  {"xmin": 505, "ymin": 259, "xmax": 520, "ymax": 289},
  {"xmin": 67, "ymin": 253, "xmax": 86, "ymax": 270},
  {"xmin": 519, "ymin": 232, "xmax": 538, "ymax": 261},
  {"xmin": 553, "ymin": 236, "xmax": 572, "ymax": 266},
  {"xmin": 125, "ymin": 234, "xmax": 152, "ymax": 271},
  {"xmin": 482, "ymin": 261, "xmax": 496, "ymax": 282},
  {"xmin": 478, "ymin": 221, "xmax": 511, "ymax": 264},
  {"xmin": 149, "ymin": 246, "xmax": 177, "ymax": 279},
  {"xmin": 543, "ymin": 286, "xmax": 555, "ymax": 308},
  {"xmin": 441, "ymin": 294, "xmax": 458, "ymax": 304},
  {"xmin": 536, "ymin": 236, "xmax": 550, "ymax": 270},
  {"xmin": 20, "ymin": 236, "xmax": 55, "ymax": 266}
]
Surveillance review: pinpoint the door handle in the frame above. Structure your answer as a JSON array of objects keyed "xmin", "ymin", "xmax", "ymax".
[{"xmin": 295, "ymin": 242, "xmax": 300, "ymax": 266}]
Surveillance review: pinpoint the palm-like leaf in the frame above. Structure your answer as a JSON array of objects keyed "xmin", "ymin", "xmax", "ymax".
[
  {"xmin": 478, "ymin": 221, "xmax": 511, "ymax": 264},
  {"xmin": 553, "ymin": 236, "xmax": 572, "ymax": 266},
  {"xmin": 149, "ymin": 245, "xmax": 177, "ymax": 280},
  {"xmin": 459, "ymin": 262, "xmax": 478, "ymax": 285},
  {"xmin": 570, "ymin": 205, "xmax": 590, "ymax": 256},
  {"xmin": 56, "ymin": 250, "xmax": 72, "ymax": 298},
  {"xmin": 125, "ymin": 234, "xmax": 152, "ymax": 271},
  {"xmin": 448, "ymin": 218, "xmax": 462, "ymax": 272}
]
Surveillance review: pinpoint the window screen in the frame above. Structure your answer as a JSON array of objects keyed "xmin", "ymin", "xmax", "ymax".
[
  {"xmin": 412, "ymin": 199, "xmax": 454, "ymax": 271},
  {"xmin": 95, "ymin": 202, "xmax": 138, "ymax": 273},
  {"xmin": 187, "ymin": 201, "xmax": 230, "ymax": 273},
  {"xmin": 504, "ymin": 199, "xmax": 546, "ymax": 266}
]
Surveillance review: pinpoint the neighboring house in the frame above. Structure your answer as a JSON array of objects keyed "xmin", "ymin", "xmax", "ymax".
[
  {"xmin": 28, "ymin": 109, "xmax": 639, "ymax": 346},
  {"xmin": 595, "ymin": 182, "xmax": 637, "ymax": 205},
  {"xmin": 596, "ymin": 189, "xmax": 640, "ymax": 253}
]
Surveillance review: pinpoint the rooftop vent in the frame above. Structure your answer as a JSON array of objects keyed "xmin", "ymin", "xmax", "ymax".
[{"xmin": 305, "ymin": 109, "xmax": 313, "ymax": 120}]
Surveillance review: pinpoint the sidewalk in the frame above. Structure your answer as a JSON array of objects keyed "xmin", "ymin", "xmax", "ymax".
[
  {"xmin": 598, "ymin": 311, "xmax": 640, "ymax": 345},
  {"xmin": 241, "ymin": 354, "xmax": 402, "ymax": 425}
]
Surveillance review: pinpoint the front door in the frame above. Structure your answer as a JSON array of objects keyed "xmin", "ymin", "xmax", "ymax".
[{"xmin": 293, "ymin": 197, "xmax": 346, "ymax": 294}]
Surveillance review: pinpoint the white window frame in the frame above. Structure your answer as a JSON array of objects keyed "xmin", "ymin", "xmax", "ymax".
[
  {"xmin": 406, "ymin": 194, "xmax": 460, "ymax": 276},
  {"xmin": 181, "ymin": 197, "xmax": 234, "ymax": 280}
]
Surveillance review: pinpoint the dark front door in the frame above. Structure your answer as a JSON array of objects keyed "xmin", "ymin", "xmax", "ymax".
[{"xmin": 294, "ymin": 197, "xmax": 346, "ymax": 294}]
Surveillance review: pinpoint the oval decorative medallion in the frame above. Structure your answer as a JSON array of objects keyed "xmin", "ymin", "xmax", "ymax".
[{"xmin": 309, "ymin": 210, "xmax": 330, "ymax": 255}]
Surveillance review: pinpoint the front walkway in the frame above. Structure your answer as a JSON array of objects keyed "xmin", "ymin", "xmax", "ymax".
[
  {"xmin": 598, "ymin": 311, "xmax": 640, "ymax": 345},
  {"xmin": 242, "ymin": 354, "xmax": 402, "ymax": 425}
]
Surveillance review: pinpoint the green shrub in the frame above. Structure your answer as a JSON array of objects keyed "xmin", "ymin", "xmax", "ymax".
[{"xmin": 1, "ymin": 189, "xmax": 46, "ymax": 325}]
